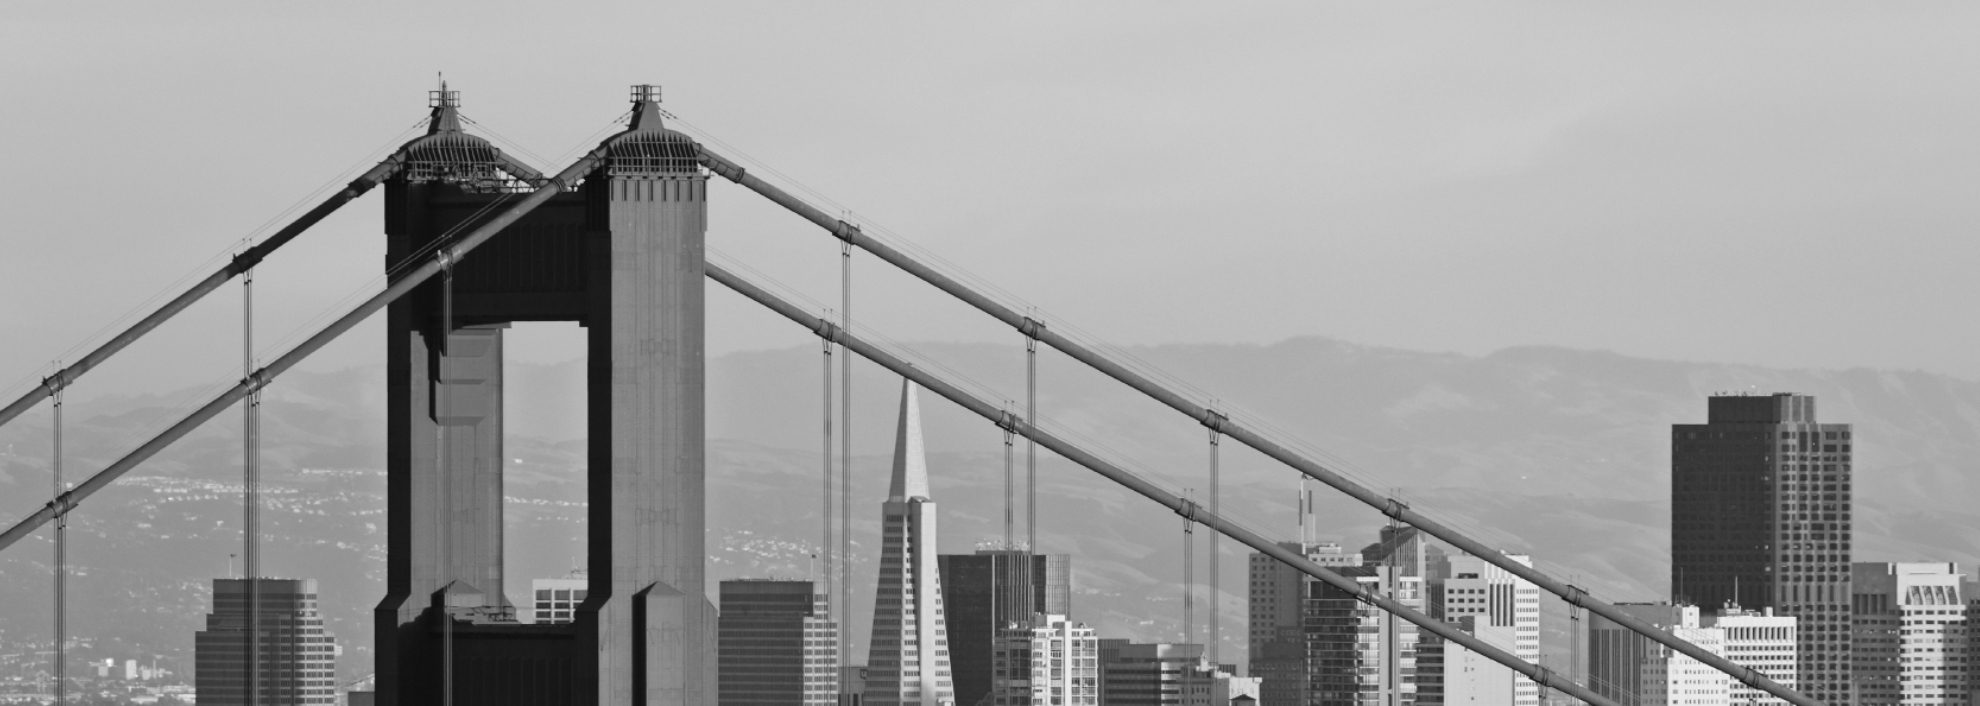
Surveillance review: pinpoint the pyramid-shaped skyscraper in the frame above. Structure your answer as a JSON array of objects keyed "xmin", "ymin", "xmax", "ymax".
[{"xmin": 865, "ymin": 381, "xmax": 957, "ymax": 705}]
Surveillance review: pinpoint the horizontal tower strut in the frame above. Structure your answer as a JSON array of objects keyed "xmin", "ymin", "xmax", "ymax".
[
  {"xmin": 706, "ymin": 259, "xmax": 1624, "ymax": 706},
  {"xmin": 697, "ymin": 147, "xmax": 1812, "ymax": 706},
  {"xmin": 0, "ymin": 148, "xmax": 612, "ymax": 555},
  {"xmin": 0, "ymin": 153, "xmax": 411, "ymax": 434}
]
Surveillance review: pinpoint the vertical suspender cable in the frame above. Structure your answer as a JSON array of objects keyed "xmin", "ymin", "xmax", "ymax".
[
  {"xmin": 839, "ymin": 240, "xmax": 853, "ymax": 667},
  {"xmin": 1385, "ymin": 495, "xmax": 1400, "ymax": 706},
  {"xmin": 1571, "ymin": 573, "xmax": 1584, "ymax": 699},
  {"xmin": 244, "ymin": 268, "xmax": 261, "ymax": 706},
  {"xmin": 1181, "ymin": 492, "xmax": 1194, "ymax": 696},
  {"xmin": 821, "ymin": 337, "xmax": 836, "ymax": 659},
  {"xmin": 1025, "ymin": 334, "xmax": 1037, "ymax": 554},
  {"xmin": 52, "ymin": 384, "xmax": 65, "ymax": 706},
  {"xmin": 1207, "ymin": 428, "xmax": 1220, "ymax": 671},
  {"xmin": 1002, "ymin": 423, "xmax": 1017, "ymax": 626},
  {"xmin": 706, "ymin": 261, "xmax": 1637, "ymax": 706},
  {"xmin": 1004, "ymin": 418, "xmax": 1015, "ymax": 555}
]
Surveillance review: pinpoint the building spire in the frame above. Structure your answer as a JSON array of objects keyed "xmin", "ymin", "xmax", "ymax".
[{"xmin": 888, "ymin": 380, "xmax": 930, "ymax": 502}]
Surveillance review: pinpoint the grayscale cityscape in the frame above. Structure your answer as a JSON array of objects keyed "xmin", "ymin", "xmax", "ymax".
[{"xmin": 2, "ymin": 5, "xmax": 1978, "ymax": 706}]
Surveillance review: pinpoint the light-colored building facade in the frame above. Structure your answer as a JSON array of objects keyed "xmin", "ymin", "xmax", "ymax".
[
  {"xmin": 866, "ymin": 382, "xmax": 957, "ymax": 705},
  {"xmin": 1437, "ymin": 555, "xmax": 1538, "ymax": 706},
  {"xmin": 1436, "ymin": 618, "xmax": 1515, "ymax": 706},
  {"xmin": 531, "ymin": 571, "xmax": 587, "ymax": 625},
  {"xmin": 1851, "ymin": 562, "xmax": 1969, "ymax": 706},
  {"xmin": 1637, "ymin": 617, "xmax": 1730, "ymax": 706},
  {"xmin": 1587, "ymin": 602, "xmax": 1800, "ymax": 706},
  {"xmin": 994, "ymin": 613, "xmax": 1098, "ymax": 706},
  {"xmin": 1183, "ymin": 662, "xmax": 1263, "ymax": 706},
  {"xmin": 1704, "ymin": 607, "xmax": 1797, "ymax": 706}
]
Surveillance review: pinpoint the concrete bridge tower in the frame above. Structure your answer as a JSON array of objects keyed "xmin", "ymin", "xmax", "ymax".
[{"xmin": 373, "ymin": 85, "xmax": 713, "ymax": 705}]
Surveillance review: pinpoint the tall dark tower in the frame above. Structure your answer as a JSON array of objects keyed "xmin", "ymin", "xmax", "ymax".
[
  {"xmin": 374, "ymin": 85, "xmax": 714, "ymax": 705},
  {"xmin": 1672, "ymin": 393, "xmax": 1852, "ymax": 705},
  {"xmin": 935, "ymin": 550, "xmax": 1072, "ymax": 706}
]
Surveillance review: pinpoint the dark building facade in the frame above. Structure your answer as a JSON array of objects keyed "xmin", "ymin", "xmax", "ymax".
[
  {"xmin": 1672, "ymin": 393, "xmax": 1852, "ymax": 704},
  {"xmin": 373, "ymin": 87, "xmax": 716, "ymax": 704},
  {"xmin": 195, "ymin": 578, "xmax": 337, "ymax": 705},
  {"xmin": 938, "ymin": 550, "xmax": 1073, "ymax": 706},
  {"xmin": 718, "ymin": 580, "xmax": 839, "ymax": 705}
]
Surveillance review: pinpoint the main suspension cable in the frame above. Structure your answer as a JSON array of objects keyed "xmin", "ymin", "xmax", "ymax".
[
  {"xmin": 697, "ymin": 146, "xmax": 1815, "ymax": 706},
  {"xmin": 706, "ymin": 260, "xmax": 1631, "ymax": 706}
]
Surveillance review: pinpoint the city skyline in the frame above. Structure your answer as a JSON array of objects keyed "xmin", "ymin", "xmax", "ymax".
[{"xmin": 5, "ymin": 5, "xmax": 1980, "ymax": 705}]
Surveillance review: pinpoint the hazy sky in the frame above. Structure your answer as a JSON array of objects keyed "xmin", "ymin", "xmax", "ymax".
[{"xmin": 4, "ymin": 3, "xmax": 1979, "ymax": 407}]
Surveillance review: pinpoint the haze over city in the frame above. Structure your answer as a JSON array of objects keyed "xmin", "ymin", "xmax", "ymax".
[{"xmin": 2, "ymin": 3, "xmax": 1978, "ymax": 706}]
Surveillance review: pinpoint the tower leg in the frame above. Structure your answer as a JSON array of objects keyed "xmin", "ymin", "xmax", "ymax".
[{"xmin": 379, "ymin": 322, "xmax": 507, "ymax": 705}]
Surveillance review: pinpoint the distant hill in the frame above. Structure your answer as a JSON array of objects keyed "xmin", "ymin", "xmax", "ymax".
[{"xmin": 2, "ymin": 335, "xmax": 1975, "ymax": 681}]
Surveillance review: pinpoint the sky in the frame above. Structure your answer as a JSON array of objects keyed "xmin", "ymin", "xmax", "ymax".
[{"xmin": 3, "ymin": 2, "xmax": 1979, "ymax": 408}]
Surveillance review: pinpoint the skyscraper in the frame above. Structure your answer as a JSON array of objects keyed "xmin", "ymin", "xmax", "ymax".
[
  {"xmin": 1673, "ymin": 393, "xmax": 1852, "ymax": 703},
  {"xmin": 1249, "ymin": 540, "xmax": 1364, "ymax": 705},
  {"xmin": 1436, "ymin": 554, "xmax": 1539, "ymax": 706},
  {"xmin": 1250, "ymin": 559, "xmax": 1421, "ymax": 706},
  {"xmin": 718, "ymin": 579, "xmax": 840, "ymax": 706},
  {"xmin": 194, "ymin": 578, "xmax": 337, "ymax": 705},
  {"xmin": 939, "ymin": 549, "xmax": 1073, "ymax": 706},
  {"xmin": 1850, "ymin": 562, "xmax": 1968, "ymax": 705},
  {"xmin": 866, "ymin": 381, "xmax": 957, "ymax": 705}
]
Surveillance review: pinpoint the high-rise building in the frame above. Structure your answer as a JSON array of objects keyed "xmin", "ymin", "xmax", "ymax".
[
  {"xmin": 939, "ymin": 549, "xmax": 1073, "ymax": 706},
  {"xmin": 993, "ymin": 613, "xmax": 1098, "ymax": 705},
  {"xmin": 1850, "ymin": 562, "xmax": 1969, "ymax": 705},
  {"xmin": 1673, "ymin": 393, "xmax": 1852, "ymax": 704},
  {"xmin": 1258, "ymin": 562, "xmax": 1421, "ymax": 706},
  {"xmin": 718, "ymin": 579, "xmax": 840, "ymax": 705},
  {"xmin": 1249, "ymin": 540, "xmax": 1362, "ymax": 704},
  {"xmin": 1704, "ymin": 606, "xmax": 1797, "ymax": 706},
  {"xmin": 866, "ymin": 381, "xmax": 957, "ymax": 705},
  {"xmin": 531, "ymin": 571, "xmax": 588, "ymax": 625},
  {"xmin": 194, "ymin": 578, "xmax": 337, "ymax": 705},
  {"xmin": 1433, "ymin": 555, "xmax": 1538, "ymax": 706}
]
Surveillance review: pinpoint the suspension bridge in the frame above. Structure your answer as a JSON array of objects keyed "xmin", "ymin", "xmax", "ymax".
[{"xmin": 0, "ymin": 85, "xmax": 1819, "ymax": 706}]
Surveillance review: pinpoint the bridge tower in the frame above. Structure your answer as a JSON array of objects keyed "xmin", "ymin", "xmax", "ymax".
[{"xmin": 374, "ymin": 86, "xmax": 713, "ymax": 705}]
